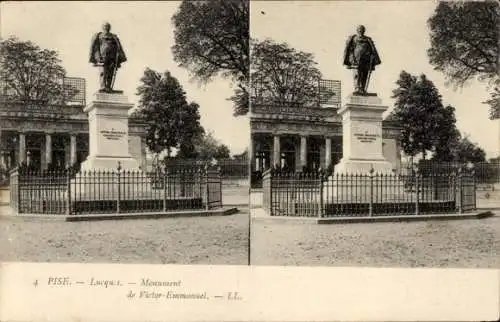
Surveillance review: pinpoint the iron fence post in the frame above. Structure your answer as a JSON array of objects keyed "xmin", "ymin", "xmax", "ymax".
[
  {"xmin": 472, "ymin": 168, "xmax": 476, "ymax": 210},
  {"xmin": 415, "ymin": 169, "xmax": 419, "ymax": 216},
  {"xmin": 457, "ymin": 167, "xmax": 463, "ymax": 214},
  {"xmin": 16, "ymin": 169, "xmax": 21, "ymax": 213},
  {"xmin": 269, "ymin": 170, "xmax": 273, "ymax": 216},
  {"xmin": 66, "ymin": 165, "xmax": 71, "ymax": 216},
  {"xmin": 369, "ymin": 167, "xmax": 374, "ymax": 217},
  {"xmin": 318, "ymin": 171, "xmax": 324, "ymax": 218},
  {"xmin": 163, "ymin": 166, "xmax": 167, "ymax": 212},
  {"xmin": 205, "ymin": 165, "xmax": 209, "ymax": 211},
  {"xmin": 218, "ymin": 166, "xmax": 222, "ymax": 207},
  {"xmin": 116, "ymin": 162, "xmax": 121, "ymax": 214}
]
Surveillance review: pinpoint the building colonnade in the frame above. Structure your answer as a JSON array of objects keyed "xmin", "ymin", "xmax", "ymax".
[
  {"xmin": 0, "ymin": 130, "xmax": 86, "ymax": 171},
  {"xmin": 250, "ymin": 133, "xmax": 342, "ymax": 173}
]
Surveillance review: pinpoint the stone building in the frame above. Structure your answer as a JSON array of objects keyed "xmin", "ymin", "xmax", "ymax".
[
  {"xmin": 249, "ymin": 79, "xmax": 402, "ymax": 183},
  {"xmin": 0, "ymin": 77, "xmax": 148, "ymax": 173}
]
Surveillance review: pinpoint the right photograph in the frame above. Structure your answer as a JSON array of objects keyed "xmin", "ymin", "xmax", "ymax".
[{"xmin": 249, "ymin": 1, "xmax": 500, "ymax": 267}]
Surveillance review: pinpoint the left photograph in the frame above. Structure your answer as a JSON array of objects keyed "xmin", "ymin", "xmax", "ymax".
[{"xmin": 0, "ymin": 1, "xmax": 250, "ymax": 265}]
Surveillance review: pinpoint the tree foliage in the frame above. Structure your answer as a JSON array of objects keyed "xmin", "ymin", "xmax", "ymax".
[
  {"xmin": 430, "ymin": 105, "xmax": 461, "ymax": 162},
  {"xmin": 427, "ymin": 1, "xmax": 499, "ymax": 118},
  {"xmin": 172, "ymin": 0, "xmax": 249, "ymax": 116},
  {"xmin": 251, "ymin": 39, "xmax": 325, "ymax": 106},
  {"xmin": 177, "ymin": 131, "xmax": 231, "ymax": 160},
  {"xmin": 452, "ymin": 135, "xmax": 487, "ymax": 163},
  {"xmin": 136, "ymin": 68, "xmax": 204, "ymax": 156},
  {"xmin": 391, "ymin": 71, "xmax": 460, "ymax": 160},
  {"xmin": 232, "ymin": 148, "xmax": 248, "ymax": 161},
  {"xmin": 0, "ymin": 36, "xmax": 76, "ymax": 104}
]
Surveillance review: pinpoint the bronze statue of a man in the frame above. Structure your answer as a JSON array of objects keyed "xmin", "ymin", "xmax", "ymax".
[
  {"xmin": 89, "ymin": 22, "xmax": 127, "ymax": 92},
  {"xmin": 343, "ymin": 25, "xmax": 381, "ymax": 95}
]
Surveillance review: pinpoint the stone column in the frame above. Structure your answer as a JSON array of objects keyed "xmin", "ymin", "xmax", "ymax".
[
  {"xmin": 300, "ymin": 136, "xmax": 307, "ymax": 169},
  {"xmin": 273, "ymin": 134, "xmax": 280, "ymax": 168},
  {"xmin": 0, "ymin": 152, "xmax": 6, "ymax": 170},
  {"xmin": 70, "ymin": 134, "xmax": 77, "ymax": 165},
  {"xmin": 45, "ymin": 133, "xmax": 52, "ymax": 169},
  {"xmin": 325, "ymin": 137, "xmax": 332, "ymax": 169},
  {"xmin": 19, "ymin": 132, "xmax": 26, "ymax": 164}
]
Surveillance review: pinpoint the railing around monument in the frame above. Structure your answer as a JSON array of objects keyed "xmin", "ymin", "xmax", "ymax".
[
  {"xmin": 9, "ymin": 164, "xmax": 222, "ymax": 215},
  {"xmin": 261, "ymin": 168, "xmax": 476, "ymax": 217},
  {"xmin": 416, "ymin": 161, "xmax": 500, "ymax": 186},
  {"xmin": 162, "ymin": 158, "xmax": 248, "ymax": 182}
]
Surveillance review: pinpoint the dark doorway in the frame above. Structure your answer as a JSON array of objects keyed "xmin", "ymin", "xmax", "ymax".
[
  {"xmin": 52, "ymin": 150, "xmax": 66, "ymax": 169},
  {"xmin": 280, "ymin": 137, "xmax": 297, "ymax": 172},
  {"xmin": 307, "ymin": 137, "xmax": 322, "ymax": 171},
  {"xmin": 27, "ymin": 150, "xmax": 41, "ymax": 171}
]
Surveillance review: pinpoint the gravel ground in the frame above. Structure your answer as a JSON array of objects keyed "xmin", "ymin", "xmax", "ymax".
[
  {"xmin": 251, "ymin": 215, "xmax": 500, "ymax": 268},
  {"xmin": 0, "ymin": 207, "xmax": 249, "ymax": 265},
  {"xmin": 222, "ymin": 185, "xmax": 249, "ymax": 206}
]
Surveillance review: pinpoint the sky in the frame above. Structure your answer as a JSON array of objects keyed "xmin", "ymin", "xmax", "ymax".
[
  {"xmin": 1, "ymin": 1, "xmax": 249, "ymax": 155},
  {"xmin": 251, "ymin": 0, "xmax": 499, "ymax": 159},
  {"xmin": 2, "ymin": 1, "xmax": 497, "ymax": 158}
]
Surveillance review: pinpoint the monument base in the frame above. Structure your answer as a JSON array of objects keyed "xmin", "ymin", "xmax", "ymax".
[
  {"xmin": 79, "ymin": 156, "xmax": 141, "ymax": 171},
  {"xmin": 69, "ymin": 170, "xmax": 154, "ymax": 200},
  {"xmin": 334, "ymin": 158, "xmax": 394, "ymax": 175},
  {"xmin": 322, "ymin": 172, "xmax": 409, "ymax": 202}
]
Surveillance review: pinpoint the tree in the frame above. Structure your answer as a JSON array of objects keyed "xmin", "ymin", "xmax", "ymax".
[
  {"xmin": 183, "ymin": 131, "xmax": 231, "ymax": 160},
  {"xmin": 452, "ymin": 135, "xmax": 487, "ymax": 163},
  {"xmin": 391, "ymin": 71, "xmax": 459, "ymax": 164},
  {"xmin": 0, "ymin": 36, "xmax": 76, "ymax": 104},
  {"xmin": 136, "ymin": 68, "xmax": 204, "ymax": 158},
  {"xmin": 485, "ymin": 79, "xmax": 500, "ymax": 119},
  {"xmin": 430, "ymin": 105, "xmax": 461, "ymax": 161},
  {"xmin": 427, "ymin": 1, "xmax": 499, "ymax": 118},
  {"xmin": 233, "ymin": 148, "xmax": 248, "ymax": 160},
  {"xmin": 251, "ymin": 39, "xmax": 324, "ymax": 106},
  {"xmin": 172, "ymin": 0, "xmax": 249, "ymax": 116}
]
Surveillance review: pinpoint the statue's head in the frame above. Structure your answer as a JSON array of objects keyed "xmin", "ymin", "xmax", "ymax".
[
  {"xmin": 102, "ymin": 22, "xmax": 111, "ymax": 32},
  {"xmin": 356, "ymin": 25, "xmax": 366, "ymax": 36}
]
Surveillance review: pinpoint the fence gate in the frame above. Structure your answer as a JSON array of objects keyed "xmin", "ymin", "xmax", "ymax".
[
  {"xmin": 460, "ymin": 174, "xmax": 476, "ymax": 212},
  {"xmin": 205, "ymin": 169, "xmax": 222, "ymax": 209}
]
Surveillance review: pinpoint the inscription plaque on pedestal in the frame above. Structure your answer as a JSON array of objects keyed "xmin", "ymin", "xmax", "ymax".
[
  {"xmin": 334, "ymin": 94, "xmax": 393, "ymax": 174},
  {"xmin": 79, "ymin": 92, "xmax": 140, "ymax": 171}
]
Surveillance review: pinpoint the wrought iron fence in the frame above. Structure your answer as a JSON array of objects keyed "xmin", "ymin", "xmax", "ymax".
[
  {"xmin": 262, "ymin": 167, "xmax": 476, "ymax": 218},
  {"xmin": 162, "ymin": 158, "xmax": 248, "ymax": 181},
  {"xmin": 416, "ymin": 161, "xmax": 500, "ymax": 186},
  {"xmin": 9, "ymin": 164, "xmax": 222, "ymax": 215}
]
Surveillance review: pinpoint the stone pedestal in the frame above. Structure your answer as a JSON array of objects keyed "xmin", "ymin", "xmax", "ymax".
[
  {"xmin": 334, "ymin": 95, "xmax": 393, "ymax": 174},
  {"xmin": 72, "ymin": 92, "xmax": 149, "ymax": 199},
  {"xmin": 79, "ymin": 92, "xmax": 141, "ymax": 171},
  {"xmin": 324, "ymin": 95, "xmax": 399, "ymax": 201}
]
